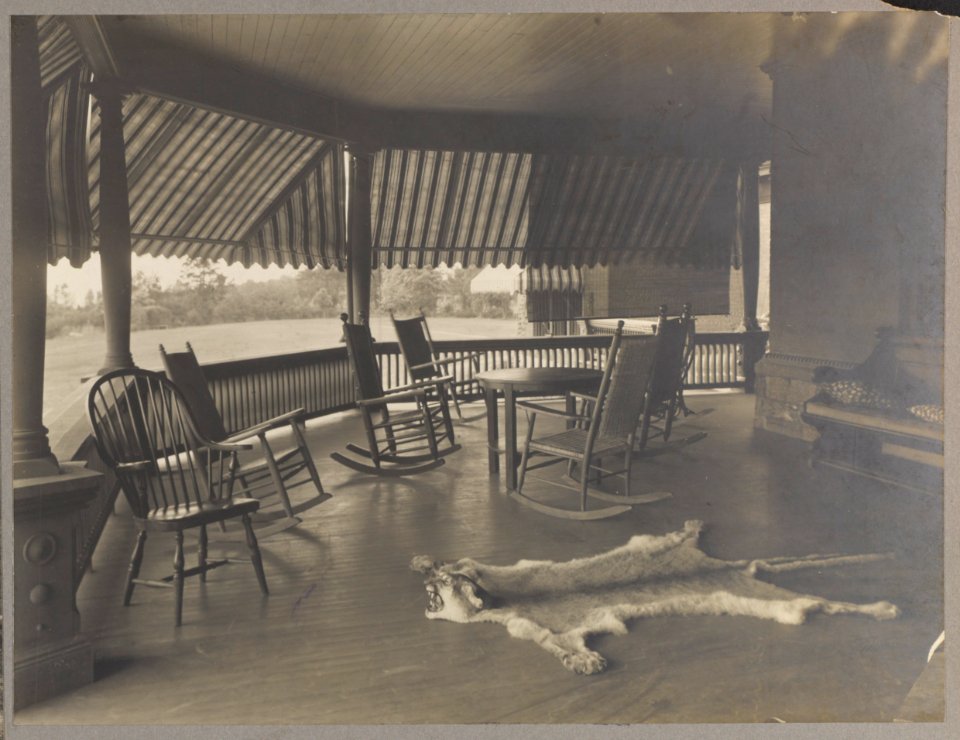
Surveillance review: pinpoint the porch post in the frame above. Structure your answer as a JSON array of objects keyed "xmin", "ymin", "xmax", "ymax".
[
  {"xmin": 346, "ymin": 144, "xmax": 374, "ymax": 324},
  {"xmin": 90, "ymin": 80, "xmax": 135, "ymax": 371},
  {"xmin": 11, "ymin": 16, "xmax": 59, "ymax": 478},
  {"xmin": 739, "ymin": 163, "xmax": 761, "ymax": 332},
  {"xmin": 11, "ymin": 17, "xmax": 99, "ymax": 709}
]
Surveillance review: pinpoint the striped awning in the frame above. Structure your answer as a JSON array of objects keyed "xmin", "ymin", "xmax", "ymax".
[
  {"xmin": 39, "ymin": 18, "xmax": 737, "ymax": 274},
  {"xmin": 371, "ymin": 148, "xmax": 736, "ymax": 270},
  {"xmin": 86, "ymin": 96, "xmax": 345, "ymax": 269},
  {"xmin": 372, "ymin": 149, "xmax": 532, "ymax": 268},
  {"xmin": 517, "ymin": 265, "xmax": 584, "ymax": 294},
  {"xmin": 524, "ymin": 154, "xmax": 732, "ymax": 269},
  {"xmin": 40, "ymin": 16, "xmax": 94, "ymax": 264},
  {"xmin": 40, "ymin": 17, "xmax": 347, "ymax": 270}
]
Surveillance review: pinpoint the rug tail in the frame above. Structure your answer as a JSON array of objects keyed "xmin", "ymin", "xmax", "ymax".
[{"xmin": 744, "ymin": 552, "xmax": 893, "ymax": 575}]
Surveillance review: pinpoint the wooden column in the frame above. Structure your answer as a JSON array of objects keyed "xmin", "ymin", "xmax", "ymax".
[
  {"xmin": 12, "ymin": 17, "xmax": 100, "ymax": 708},
  {"xmin": 347, "ymin": 144, "xmax": 375, "ymax": 324},
  {"xmin": 91, "ymin": 81, "xmax": 135, "ymax": 371},
  {"xmin": 11, "ymin": 16, "xmax": 59, "ymax": 478},
  {"xmin": 739, "ymin": 163, "xmax": 761, "ymax": 332}
]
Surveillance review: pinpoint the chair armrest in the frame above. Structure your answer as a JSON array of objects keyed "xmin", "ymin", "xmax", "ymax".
[
  {"xmin": 357, "ymin": 388, "xmax": 427, "ymax": 406},
  {"xmin": 436, "ymin": 353, "xmax": 484, "ymax": 366},
  {"xmin": 116, "ymin": 460, "xmax": 153, "ymax": 474},
  {"xmin": 390, "ymin": 376, "xmax": 454, "ymax": 393},
  {"xmin": 408, "ymin": 360, "xmax": 442, "ymax": 371},
  {"xmin": 517, "ymin": 400, "xmax": 592, "ymax": 422},
  {"xmin": 224, "ymin": 408, "xmax": 306, "ymax": 441},
  {"xmin": 411, "ymin": 354, "xmax": 483, "ymax": 371},
  {"xmin": 567, "ymin": 390, "xmax": 598, "ymax": 403},
  {"xmin": 200, "ymin": 440, "xmax": 255, "ymax": 453}
]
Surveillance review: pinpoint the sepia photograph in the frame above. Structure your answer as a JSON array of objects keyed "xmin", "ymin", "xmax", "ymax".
[{"xmin": 1, "ymin": 0, "xmax": 954, "ymax": 736}]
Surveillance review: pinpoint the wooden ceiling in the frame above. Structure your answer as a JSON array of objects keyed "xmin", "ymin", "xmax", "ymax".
[
  {"xmin": 96, "ymin": 13, "xmax": 781, "ymax": 160},
  {"xmin": 101, "ymin": 14, "xmax": 774, "ymax": 119}
]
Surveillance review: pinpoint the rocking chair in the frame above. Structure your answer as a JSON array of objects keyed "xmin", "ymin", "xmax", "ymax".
[
  {"xmin": 513, "ymin": 322, "xmax": 672, "ymax": 520},
  {"xmin": 638, "ymin": 304, "xmax": 704, "ymax": 448},
  {"xmin": 390, "ymin": 309, "xmax": 485, "ymax": 422},
  {"xmin": 160, "ymin": 343, "xmax": 330, "ymax": 531},
  {"xmin": 88, "ymin": 369, "xmax": 268, "ymax": 627},
  {"xmin": 330, "ymin": 315, "xmax": 461, "ymax": 476}
]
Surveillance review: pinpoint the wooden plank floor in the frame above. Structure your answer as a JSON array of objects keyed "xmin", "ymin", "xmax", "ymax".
[{"xmin": 15, "ymin": 393, "xmax": 943, "ymax": 725}]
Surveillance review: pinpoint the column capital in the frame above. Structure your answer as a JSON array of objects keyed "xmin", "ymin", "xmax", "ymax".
[
  {"xmin": 345, "ymin": 141, "xmax": 380, "ymax": 161},
  {"xmin": 85, "ymin": 78, "xmax": 134, "ymax": 109}
]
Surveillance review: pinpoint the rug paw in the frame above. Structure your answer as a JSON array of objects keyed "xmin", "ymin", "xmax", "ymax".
[
  {"xmin": 868, "ymin": 601, "xmax": 900, "ymax": 620},
  {"xmin": 562, "ymin": 650, "xmax": 607, "ymax": 675}
]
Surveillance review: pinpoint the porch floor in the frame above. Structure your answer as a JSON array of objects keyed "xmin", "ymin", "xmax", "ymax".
[{"xmin": 16, "ymin": 392, "xmax": 943, "ymax": 725}]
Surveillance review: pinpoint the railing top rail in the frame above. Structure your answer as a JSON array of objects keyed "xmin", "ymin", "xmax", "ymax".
[{"xmin": 196, "ymin": 330, "xmax": 766, "ymax": 378}]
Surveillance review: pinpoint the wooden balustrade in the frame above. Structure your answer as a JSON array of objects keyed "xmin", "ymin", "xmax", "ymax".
[{"xmin": 196, "ymin": 331, "xmax": 765, "ymax": 435}]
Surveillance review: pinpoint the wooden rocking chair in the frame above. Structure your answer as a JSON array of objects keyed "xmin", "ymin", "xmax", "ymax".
[
  {"xmin": 637, "ymin": 304, "xmax": 705, "ymax": 449},
  {"xmin": 513, "ymin": 322, "xmax": 672, "ymax": 520},
  {"xmin": 88, "ymin": 369, "xmax": 268, "ymax": 627},
  {"xmin": 330, "ymin": 315, "xmax": 461, "ymax": 476},
  {"xmin": 390, "ymin": 309, "xmax": 485, "ymax": 422},
  {"xmin": 160, "ymin": 343, "xmax": 330, "ymax": 531}
]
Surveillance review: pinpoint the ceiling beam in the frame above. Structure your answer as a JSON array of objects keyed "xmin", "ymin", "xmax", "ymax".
[{"xmin": 63, "ymin": 16, "xmax": 121, "ymax": 78}]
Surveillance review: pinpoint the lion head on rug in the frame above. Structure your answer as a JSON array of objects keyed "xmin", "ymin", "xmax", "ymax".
[
  {"xmin": 410, "ymin": 555, "xmax": 495, "ymax": 622},
  {"xmin": 409, "ymin": 521, "xmax": 899, "ymax": 676}
]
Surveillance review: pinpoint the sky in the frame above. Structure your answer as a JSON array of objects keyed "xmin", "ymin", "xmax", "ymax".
[{"xmin": 47, "ymin": 253, "xmax": 305, "ymax": 305}]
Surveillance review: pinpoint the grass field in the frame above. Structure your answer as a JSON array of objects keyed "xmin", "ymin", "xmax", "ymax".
[{"xmin": 43, "ymin": 315, "xmax": 520, "ymax": 419}]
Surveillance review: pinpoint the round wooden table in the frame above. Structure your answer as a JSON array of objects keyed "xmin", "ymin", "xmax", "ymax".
[{"xmin": 476, "ymin": 367, "xmax": 603, "ymax": 490}]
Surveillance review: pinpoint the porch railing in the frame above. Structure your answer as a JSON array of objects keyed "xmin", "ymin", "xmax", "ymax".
[
  {"xmin": 69, "ymin": 329, "xmax": 766, "ymax": 578},
  {"xmin": 199, "ymin": 331, "xmax": 767, "ymax": 436}
]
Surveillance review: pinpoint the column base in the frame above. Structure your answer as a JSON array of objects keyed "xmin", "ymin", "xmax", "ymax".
[
  {"xmin": 753, "ymin": 352, "xmax": 855, "ymax": 440},
  {"xmin": 97, "ymin": 353, "xmax": 135, "ymax": 374},
  {"xmin": 14, "ymin": 639, "xmax": 95, "ymax": 711},
  {"xmin": 13, "ymin": 462, "xmax": 103, "ymax": 711},
  {"xmin": 13, "ymin": 426, "xmax": 60, "ymax": 478}
]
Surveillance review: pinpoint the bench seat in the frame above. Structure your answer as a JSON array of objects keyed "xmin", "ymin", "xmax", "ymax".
[
  {"xmin": 801, "ymin": 331, "xmax": 943, "ymax": 493},
  {"xmin": 803, "ymin": 402, "xmax": 943, "ymax": 444}
]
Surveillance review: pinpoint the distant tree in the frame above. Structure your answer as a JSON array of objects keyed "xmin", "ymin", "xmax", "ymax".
[
  {"xmin": 436, "ymin": 267, "xmax": 481, "ymax": 316},
  {"xmin": 132, "ymin": 270, "xmax": 163, "ymax": 303},
  {"xmin": 51, "ymin": 282, "xmax": 73, "ymax": 306},
  {"xmin": 376, "ymin": 267, "xmax": 443, "ymax": 316},
  {"xmin": 177, "ymin": 257, "xmax": 231, "ymax": 326},
  {"xmin": 295, "ymin": 267, "xmax": 349, "ymax": 316}
]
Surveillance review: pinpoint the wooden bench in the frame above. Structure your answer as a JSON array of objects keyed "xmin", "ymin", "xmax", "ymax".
[{"xmin": 802, "ymin": 330, "xmax": 943, "ymax": 493}]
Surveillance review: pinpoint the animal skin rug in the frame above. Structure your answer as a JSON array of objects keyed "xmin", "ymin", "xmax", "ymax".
[{"xmin": 410, "ymin": 520, "xmax": 898, "ymax": 675}]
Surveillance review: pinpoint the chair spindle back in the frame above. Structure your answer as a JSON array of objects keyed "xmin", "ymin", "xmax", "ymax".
[{"xmin": 88, "ymin": 369, "xmax": 232, "ymax": 518}]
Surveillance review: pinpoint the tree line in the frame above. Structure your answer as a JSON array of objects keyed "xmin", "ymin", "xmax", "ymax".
[{"xmin": 46, "ymin": 258, "xmax": 516, "ymax": 338}]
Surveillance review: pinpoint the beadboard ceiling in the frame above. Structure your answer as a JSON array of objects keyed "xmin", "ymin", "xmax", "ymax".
[{"xmin": 100, "ymin": 13, "xmax": 776, "ymax": 123}]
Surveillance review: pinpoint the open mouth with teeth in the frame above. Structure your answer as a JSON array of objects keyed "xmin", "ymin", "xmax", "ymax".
[{"xmin": 426, "ymin": 586, "xmax": 444, "ymax": 612}]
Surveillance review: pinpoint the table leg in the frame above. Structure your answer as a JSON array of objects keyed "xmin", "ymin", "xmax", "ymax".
[
  {"xmin": 565, "ymin": 392, "xmax": 576, "ymax": 430},
  {"xmin": 504, "ymin": 386, "xmax": 518, "ymax": 490},
  {"xmin": 484, "ymin": 386, "xmax": 499, "ymax": 475}
]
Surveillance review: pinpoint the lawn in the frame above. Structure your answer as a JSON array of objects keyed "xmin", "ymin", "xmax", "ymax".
[{"xmin": 43, "ymin": 315, "xmax": 520, "ymax": 420}]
